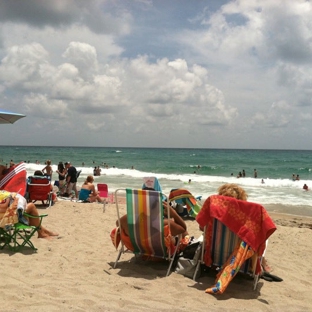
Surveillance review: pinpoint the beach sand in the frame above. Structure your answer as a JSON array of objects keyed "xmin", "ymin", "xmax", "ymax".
[{"xmin": 1, "ymin": 199, "xmax": 312, "ymax": 312}]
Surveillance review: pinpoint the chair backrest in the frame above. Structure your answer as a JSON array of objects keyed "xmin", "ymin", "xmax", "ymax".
[
  {"xmin": 210, "ymin": 219, "xmax": 254, "ymax": 274},
  {"xmin": 27, "ymin": 176, "xmax": 51, "ymax": 201},
  {"xmin": 142, "ymin": 177, "xmax": 162, "ymax": 192},
  {"xmin": 97, "ymin": 183, "xmax": 108, "ymax": 197},
  {"xmin": 125, "ymin": 189, "xmax": 167, "ymax": 257},
  {"xmin": 169, "ymin": 188, "xmax": 201, "ymax": 217},
  {"xmin": 194, "ymin": 195, "xmax": 276, "ymax": 292}
]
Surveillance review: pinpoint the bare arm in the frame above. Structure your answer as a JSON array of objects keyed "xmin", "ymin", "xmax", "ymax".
[
  {"xmin": 91, "ymin": 184, "xmax": 98, "ymax": 196},
  {"xmin": 163, "ymin": 202, "xmax": 187, "ymax": 236}
]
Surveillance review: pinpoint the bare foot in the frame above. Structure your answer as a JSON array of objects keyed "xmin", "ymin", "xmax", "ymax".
[
  {"xmin": 38, "ymin": 228, "xmax": 59, "ymax": 238},
  {"xmin": 45, "ymin": 229, "xmax": 59, "ymax": 237},
  {"xmin": 38, "ymin": 232, "xmax": 53, "ymax": 240}
]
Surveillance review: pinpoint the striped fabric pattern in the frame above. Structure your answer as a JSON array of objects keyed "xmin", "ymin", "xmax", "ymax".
[
  {"xmin": 126, "ymin": 189, "xmax": 166, "ymax": 257},
  {"xmin": 0, "ymin": 162, "xmax": 27, "ymax": 195},
  {"xmin": 169, "ymin": 188, "xmax": 201, "ymax": 217},
  {"xmin": 211, "ymin": 219, "xmax": 252, "ymax": 274}
]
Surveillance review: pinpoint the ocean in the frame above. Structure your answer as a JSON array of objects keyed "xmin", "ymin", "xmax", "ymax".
[{"xmin": 1, "ymin": 146, "xmax": 311, "ymax": 216}]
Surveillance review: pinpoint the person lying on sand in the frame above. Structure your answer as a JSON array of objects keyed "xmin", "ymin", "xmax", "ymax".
[{"xmin": 0, "ymin": 190, "xmax": 58, "ymax": 239}]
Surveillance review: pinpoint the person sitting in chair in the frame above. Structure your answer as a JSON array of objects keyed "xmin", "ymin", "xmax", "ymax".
[
  {"xmin": 78, "ymin": 175, "xmax": 104, "ymax": 203},
  {"xmin": 112, "ymin": 197, "xmax": 189, "ymax": 254},
  {"xmin": 216, "ymin": 183, "xmax": 272, "ymax": 273},
  {"xmin": 0, "ymin": 190, "xmax": 58, "ymax": 239}
]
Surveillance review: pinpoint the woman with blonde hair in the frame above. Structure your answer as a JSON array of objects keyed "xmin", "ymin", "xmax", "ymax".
[
  {"xmin": 217, "ymin": 183, "xmax": 272, "ymax": 272},
  {"xmin": 217, "ymin": 183, "xmax": 248, "ymax": 201},
  {"xmin": 78, "ymin": 175, "xmax": 104, "ymax": 203}
]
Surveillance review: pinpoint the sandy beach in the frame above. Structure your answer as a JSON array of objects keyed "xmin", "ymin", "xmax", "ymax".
[{"xmin": 1, "ymin": 198, "xmax": 312, "ymax": 312}]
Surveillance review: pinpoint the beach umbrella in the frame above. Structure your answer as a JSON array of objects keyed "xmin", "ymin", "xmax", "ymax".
[{"xmin": 0, "ymin": 109, "xmax": 26, "ymax": 124}]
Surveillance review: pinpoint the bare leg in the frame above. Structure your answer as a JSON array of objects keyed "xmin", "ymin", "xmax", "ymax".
[
  {"xmin": 25, "ymin": 203, "xmax": 59, "ymax": 239},
  {"xmin": 89, "ymin": 195, "xmax": 104, "ymax": 203}
]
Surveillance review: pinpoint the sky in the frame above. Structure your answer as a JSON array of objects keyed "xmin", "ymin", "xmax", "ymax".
[{"xmin": 0, "ymin": 0, "xmax": 311, "ymax": 149}]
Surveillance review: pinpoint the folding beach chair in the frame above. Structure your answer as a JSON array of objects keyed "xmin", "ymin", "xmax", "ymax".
[
  {"xmin": 27, "ymin": 176, "xmax": 53, "ymax": 207},
  {"xmin": 169, "ymin": 188, "xmax": 202, "ymax": 218},
  {"xmin": 0, "ymin": 213, "xmax": 48, "ymax": 252},
  {"xmin": 97, "ymin": 183, "xmax": 109, "ymax": 212},
  {"xmin": 113, "ymin": 188, "xmax": 181, "ymax": 276},
  {"xmin": 193, "ymin": 195, "xmax": 276, "ymax": 294}
]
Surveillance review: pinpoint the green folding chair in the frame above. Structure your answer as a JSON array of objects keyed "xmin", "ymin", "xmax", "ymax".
[{"xmin": 0, "ymin": 213, "xmax": 48, "ymax": 252}]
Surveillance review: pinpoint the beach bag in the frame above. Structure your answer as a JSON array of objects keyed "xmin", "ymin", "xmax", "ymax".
[{"xmin": 174, "ymin": 240, "xmax": 202, "ymax": 279}]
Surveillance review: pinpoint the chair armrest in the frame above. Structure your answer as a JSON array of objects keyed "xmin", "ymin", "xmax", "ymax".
[
  {"xmin": 23, "ymin": 213, "xmax": 48, "ymax": 229},
  {"xmin": 24, "ymin": 213, "xmax": 48, "ymax": 219}
]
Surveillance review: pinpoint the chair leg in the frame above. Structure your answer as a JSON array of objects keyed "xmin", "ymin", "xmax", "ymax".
[
  {"xmin": 113, "ymin": 244, "xmax": 125, "ymax": 269},
  {"xmin": 193, "ymin": 261, "xmax": 201, "ymax": 280},
  {"xmin": 0, "ymin": 228, "xmax": 12, "ymax": 250},
  {"xmin": 9, "ymin": 227, "xmax": 37, "ymax": 252},
  {"xmin": 48, "ymin": 192, "xmax": 52, "ymax": 207}
]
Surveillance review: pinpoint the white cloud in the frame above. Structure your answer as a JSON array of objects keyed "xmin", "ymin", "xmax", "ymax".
[
  {"xmin": 0, "ymin": 0, "xmax": 311, "ymax": 148},
  {"xmin": 62, "ymin": 42, "xmax": 99, "ymax": 80}
]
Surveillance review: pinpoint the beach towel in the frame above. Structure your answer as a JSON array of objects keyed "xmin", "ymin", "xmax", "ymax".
[
  {"xmin": 0, "ymin": 162, "xmax": 27, "ymax": 195},
  {"xmin": 0, "ymin": 193, "xmax": 19, "ymax": 228},
  {"xmin": 169, "ymin": 189, "xmax": 201, "ymax": 217},
  {"xmin": 196, "ymin": 195, "xmax": 276, "ymax": 258},
  {"xmin": 206, "ymin": 240, "xmax": 255, "ymax": 294},
  {"xmin": 142, "ymin": 177, "xmax": 162, "ymax": 192}
]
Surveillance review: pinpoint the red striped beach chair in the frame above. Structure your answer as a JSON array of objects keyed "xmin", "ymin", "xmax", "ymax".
[{"xmin": 113, "ymin": 188, "xmax": 181, "ymax": 276}]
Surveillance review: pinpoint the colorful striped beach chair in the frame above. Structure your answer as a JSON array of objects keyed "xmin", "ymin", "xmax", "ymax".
[
  {"xmin": 113, "ymin": 188, "xmax": 181, "ymax": 276},
  {"xmin": 193, "ymin": 195, "xmax": 276, "ymax": 294}
]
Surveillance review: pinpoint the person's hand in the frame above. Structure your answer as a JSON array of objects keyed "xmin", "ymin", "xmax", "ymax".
[{"xmin": 163, "ymin": 201, "xmax": 170, "ymax": 217}]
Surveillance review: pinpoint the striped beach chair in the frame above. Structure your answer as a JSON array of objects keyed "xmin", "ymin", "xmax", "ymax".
[
  {"xmin": 113, "ymin": 188, "xmax": 181, "ymax": 276},
  {"xmin": 193, "ymin": 195, "xmax": 276, "ymax": 294},
  {"xmin": 210, "ymin": 219, "xmax": 258, "ymax": 273},
  {"xmin": 169, "ymin": 188, "xmax": 202, "ymax": 218},
  {"xmin": 193, "ymin": 219, "xmax": 261, "ymax": 293}
]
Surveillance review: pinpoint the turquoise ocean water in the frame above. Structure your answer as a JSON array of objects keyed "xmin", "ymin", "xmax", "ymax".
[{"xmin": 1, "ymin": 146, "xmax": 311, "ymax": 216}]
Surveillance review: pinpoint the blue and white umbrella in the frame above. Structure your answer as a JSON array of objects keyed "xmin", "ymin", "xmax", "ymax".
[{"xmin": 0, "ymin": 109, "xmax": 25, "ymax": 124}]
